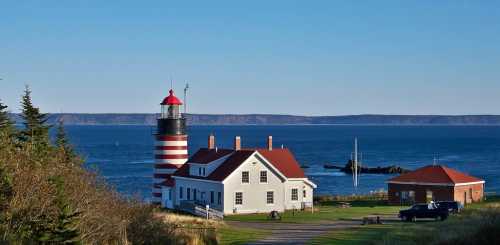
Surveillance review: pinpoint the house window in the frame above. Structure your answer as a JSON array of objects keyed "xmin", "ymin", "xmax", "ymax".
[
  {"xmin": 202, "ymin": 168, "xmax": 206, "ymax": 176},
  {"xmin": 179, "ymin": 187, "xmax": 183, "ymax": 199},
  {"xmin": 194, "ymin": 189, "xmax": 197, "ymax": 201},
  {"xmin": 266, "ymin": 191, "xmax": 274, "ymax": 204},
  {"xmin": 242, "ymin": 171, "xmax": 249, "ymax": 183},
  {"xmin": 210, "ymin": 191, "xmax": 214, "ymax": 204},
  {"xmin": 217, "ymin": 192, "xmax": 222, "ymax": 205},
  {"xmin": 168, "ymin": 189, "xmax": 172, "ymax": 200},
  {"xmin": 235, "ymin": 192, "xmax": 243, "ymax": 205},
  {"xmin": 291, "ymin": 188, "xmax": 298, "ymax": 201},
  {"xmin": 469, "ymin": 188, "xmax": 473, "ymax": 201},
  {"xmin": 260, "ymin": 171, "xmax": 267, "ymax": 183},
  {"xmin": 303, "ymin": 189, "xmax": 307, "ymax": 198},
  {"xmin": 187, "ymin": 188, "xmax": 191, "ymax": 200},
  {"xmin": 198, "ymin": 167, "xmax": 202, "ymax": 176},
  {"xmin": 426, "ymin": 190, "xmax": 433, "ymax": 202}
]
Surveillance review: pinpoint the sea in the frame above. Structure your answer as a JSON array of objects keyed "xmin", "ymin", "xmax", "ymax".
[{"xmin": 60, "ymin": 125, "xmax": 500, "ymax": 202}]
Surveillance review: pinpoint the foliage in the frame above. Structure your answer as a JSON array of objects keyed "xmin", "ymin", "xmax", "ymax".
[
  {"xmin": 54, "ymin": 120, "xmax": 78, "ymax": 163},
  {"xmin": 0, "ymin": 87, "xmax": 214, "ymax": 244},
  {"xmin": 18, "ymin": 85, "xmax": 51, "ymax": 147}
]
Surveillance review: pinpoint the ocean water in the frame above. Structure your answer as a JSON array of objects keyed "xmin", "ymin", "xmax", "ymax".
[{"xmin": 62, "ymin": 125, "xmax": 500, "ymax": 201}]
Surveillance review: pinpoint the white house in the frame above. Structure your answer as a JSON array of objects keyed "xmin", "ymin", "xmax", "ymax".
[{"xmin": 161, "ymin": 135, "xmax": 317, "ymax": 215}]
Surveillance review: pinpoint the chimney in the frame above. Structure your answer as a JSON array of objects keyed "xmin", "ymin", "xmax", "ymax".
[
  {"xmin": 208, "ymin": 134, "xmax": 215, "ymax": 150},
  {"xmin": 267, "ymin": 136, "xmax": 273, "ymax": 151},
  {"xmin": 234, "ymin": 136, "xmax": 241, "ymax": 151}
]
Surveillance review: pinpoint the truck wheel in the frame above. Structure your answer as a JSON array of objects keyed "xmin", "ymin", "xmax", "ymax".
[
  {"xmin": 410, "ymin": 216, "xmax": 416, "ymax": 222},
  {"xmin": 440, "ymin": 215, "xmax": 447, "ymax": 221}
]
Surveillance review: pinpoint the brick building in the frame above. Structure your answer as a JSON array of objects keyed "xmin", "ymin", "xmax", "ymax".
[{"xmin": 387, "ymin": 165, "xmax": 484, "ymax": 205}]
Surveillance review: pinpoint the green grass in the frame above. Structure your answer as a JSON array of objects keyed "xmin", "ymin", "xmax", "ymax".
[
  {"xmin": 310, "ymin": 224, "xmax": 395, "ymax": 245},
  {"xmin": 217, "ymin": 226, "xmax": 270, "ymax": 245},
  {"xmin": 224, "ymin": 203, "xmax": 404, "ymax": 223},
  {"xmin": 314, "ymin": 197, "xmax": 500, "ymax": 245}
]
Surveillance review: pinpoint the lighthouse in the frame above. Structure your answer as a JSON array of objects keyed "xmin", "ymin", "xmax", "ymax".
[{"xmin": 152, "ymin": 89, "xmax": 188, "ymax": 205}]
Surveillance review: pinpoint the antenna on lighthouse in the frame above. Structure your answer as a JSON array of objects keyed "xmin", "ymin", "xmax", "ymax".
[{"xmin": 184, "ymin": 83, "xmax": 189, "ymax": 114}]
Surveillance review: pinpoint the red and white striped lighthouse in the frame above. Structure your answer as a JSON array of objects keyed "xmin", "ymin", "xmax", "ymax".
[{"xmin": 152, "ymin": 89, "xmax": 188, "ymax": 204}]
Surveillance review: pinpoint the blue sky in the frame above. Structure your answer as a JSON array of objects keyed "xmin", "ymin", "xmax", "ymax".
[{"xmin": 1, "ymin": 1, "xmax": 499, "ymax": 115}]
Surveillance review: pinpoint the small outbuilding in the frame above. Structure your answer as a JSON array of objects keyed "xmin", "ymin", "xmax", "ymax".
[{"xmin": 387, "ymin": 165, "xmax": 485, "ymax": 205}]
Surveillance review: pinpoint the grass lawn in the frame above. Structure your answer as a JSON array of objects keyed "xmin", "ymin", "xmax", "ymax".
[
  {"xmin": 310, "ymin": 224, "xmax": 396, "ymax": 245},
  {"xmin": 217, "ymin": 226, "xmax": 270, "ymax": 245},
  {"xmin": 225, "ymin": 200, "xmax": 405, "ymax": 223},
  {"xmin": 310, "ymin": 197, "xmax": 500, "ymax": 245}
]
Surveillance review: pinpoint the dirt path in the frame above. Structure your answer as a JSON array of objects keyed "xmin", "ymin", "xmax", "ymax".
[{"xmin": 226, "ymin": 220, "xmax": 362, "ymax": 245}]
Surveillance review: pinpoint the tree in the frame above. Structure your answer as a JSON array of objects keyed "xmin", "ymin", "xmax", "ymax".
[
  {"xmin": 36, "ymin": 176, "xmax": 81, "ymax": 244},
  {"xmin": 19, "ymin": 86, "xmax": 51, "ymax": 146},
  {"xmin": 0, "ymin": 100, "xmax": 14, "ymax": 133},
  {"xmin": 55, "ymin": 120, "xmax": 76, "ymax": 162}
]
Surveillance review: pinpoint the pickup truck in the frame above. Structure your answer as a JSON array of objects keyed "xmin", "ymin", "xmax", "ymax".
[
  {"xmin": 436, "ymin": 201, "xmax": 463, "ymax": 214},
  {"xmin": 399, "ymin": 203, "xmax": 449, "ymax": 222}
]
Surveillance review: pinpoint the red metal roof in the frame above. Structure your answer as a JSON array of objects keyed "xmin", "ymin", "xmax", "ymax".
[
  {"xmin": 161, "ymin": 89, "xmax": 183, "ymax": 105},
  {"xmin": 188, "ymin": 148, "xmax": 234, "ymax": 163},
  {"xmin": 173, "ymin": 148, "xmax": 306, "ymax": 181},
  {"xmin": 257, "ymin": 148, "xmax": 305, "ymax": 178},
  {"xmin": 161, "ymin": 178, "xmax": 175, "ymax": 187},
  {"xmin": 388, "ymin": 165, "xmax": 483, "ymax": 184}
]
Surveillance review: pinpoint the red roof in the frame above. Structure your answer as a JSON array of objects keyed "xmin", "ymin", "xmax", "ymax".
[
  {"xmin": 161, "ymin": 178, "xmax": 175, "ymax": 187},
  {"xmin": 188, "ymin": 148, "xmax": 234, "ymax": 163},
  {"xmin": 173, "ymin": 148, "xmax": 306, "ymax": 181},
  {"xmin": 257, "ymin": 149, "xmax": 305, "ymax": 178},
  {"xmin": 161, "ymin": 89, "xmax": 183, "ymax": 105},
  {"xmin": 388, "ymin": 165, "xmax": 483, "ymax": 185}
]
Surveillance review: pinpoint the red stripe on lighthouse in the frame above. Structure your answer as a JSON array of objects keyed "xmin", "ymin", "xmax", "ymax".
[
  {"xmin": 155, "ymin": 145, "xmax": 188, "ymax": 150},
  {"xmin": 154, "ymin": 173, "xmax": 175, "ymax": 179},
  {"xmin": 154, "ymin": 164, "xmax": 183, "ymax": 169},
  {"xmin": 155, "ymin": 154, "xmax": 189, "ymax": 159}
]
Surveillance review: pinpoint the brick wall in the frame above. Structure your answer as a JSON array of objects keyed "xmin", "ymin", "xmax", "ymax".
[
  {"xmin": 454, "ymin": 183, "xmax": 484, "ymax": 204},
  {"xmin": 389, "ymin": 183, "xmax": 454, "ymax": 205},
  {"xmin": 388, "ymin": 183, "xmax": 484, "ymax": 205}
]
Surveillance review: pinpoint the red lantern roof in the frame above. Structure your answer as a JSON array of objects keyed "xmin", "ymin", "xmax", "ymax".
[{"xmin": 161, "ymin": 89, "xmax": 183, "ymax": 105}]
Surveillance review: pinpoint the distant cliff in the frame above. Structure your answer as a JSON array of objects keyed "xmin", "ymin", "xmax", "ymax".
[{"xmin": 9, "ymin": 113, "xmax": 500, "ymax": 125}]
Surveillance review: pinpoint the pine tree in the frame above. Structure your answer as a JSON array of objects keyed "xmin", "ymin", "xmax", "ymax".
[
  {"xmin": 37, "ymin": 176, "xmax": 81, "ymax": 244},
  {"xmin": 55, "ymin": 120, "xmax": 76, "ymax": 162},
  {"xmin": 19, "ymin": 86, "xmax": 51, "ymax": 146},
  {"xmin": 0, "ymin": 100, "xmax": 13, "ymax": 133}
]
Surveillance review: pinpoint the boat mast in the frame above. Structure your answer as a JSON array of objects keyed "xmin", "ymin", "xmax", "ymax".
[{"xmin": 354, "ymin": 137, "xmax": 358, "ymax": 188}]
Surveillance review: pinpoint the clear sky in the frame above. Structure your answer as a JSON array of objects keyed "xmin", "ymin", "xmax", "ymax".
[{"xmin": 1, "ymin": 1, "xmax": 499, "ymax": 115}]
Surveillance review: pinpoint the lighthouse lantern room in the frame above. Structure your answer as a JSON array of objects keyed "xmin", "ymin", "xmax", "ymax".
[{"xmin": 153, "ymin": 89, "xmax": 188, "ymax": 206}]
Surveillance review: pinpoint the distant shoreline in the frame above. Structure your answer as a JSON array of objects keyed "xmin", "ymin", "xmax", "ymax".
[{"xmin": 9, "ymin": 113, "xmax": 500, "ymax": 126}]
